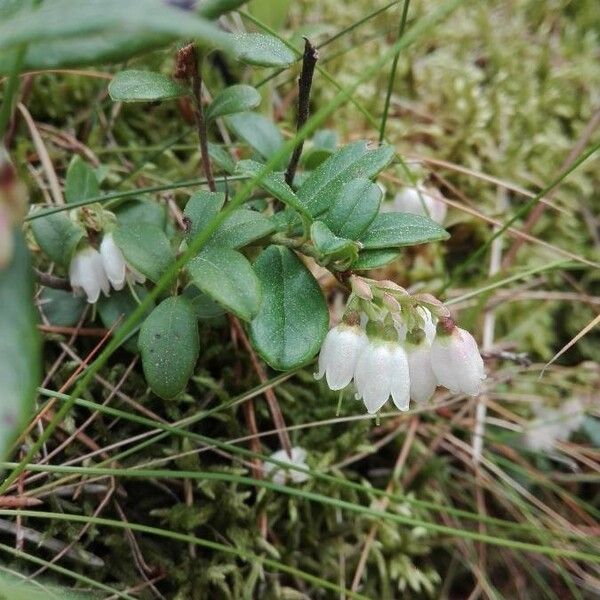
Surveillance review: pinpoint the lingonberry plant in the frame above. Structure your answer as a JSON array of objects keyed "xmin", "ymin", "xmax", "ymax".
[{"xmin": 1, "ymin": 0, "xmax": 475, "ymax": 452}]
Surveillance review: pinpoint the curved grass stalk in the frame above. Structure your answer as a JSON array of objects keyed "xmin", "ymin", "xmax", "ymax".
[{"xmin": 5, "ymin": 460, "xmax": 600, "ymax": 563}]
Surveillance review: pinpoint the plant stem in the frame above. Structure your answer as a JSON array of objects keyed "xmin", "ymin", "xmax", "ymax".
[
  {"xmin": 34, "ymin": 268, "xmax": 71, "ymax": 291},
  {"xmin": 378, "ymin": 0, "xmax": 410, "ymax": 144},
  {"xmin": 181, "ymin": 43, "xmax": 216, "ymax": 193},
  {"xmin": 285, "ymin": 38, "xmax": 319, "ymax": 186}
]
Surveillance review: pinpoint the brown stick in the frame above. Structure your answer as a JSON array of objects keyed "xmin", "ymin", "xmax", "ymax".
[
  {"xmin": 230, "ymin": 316, "xmax": 292, "ymax": 457},
  {"xmin": 285, "ymin": 38, "xmax": 318, "ymax": 187},
  {"xmin": 35, "ymin": 268, "xmax": 72, "ymax": 291}
]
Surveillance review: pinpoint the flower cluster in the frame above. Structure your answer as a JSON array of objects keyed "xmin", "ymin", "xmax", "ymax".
[
  {"xmin": 69, "ymin": 232, "xmax": 144, "ymax": 303},
  {"xmin": 316, "ymin": 276, "xmax": 485, "ymax": 414}
]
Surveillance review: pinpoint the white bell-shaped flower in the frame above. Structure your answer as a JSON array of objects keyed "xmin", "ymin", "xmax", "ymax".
[
  {"xmin": 100, "ymin": 232, "xmax": 127, "ymax": 290},
  {"xmin": 69, "ymin": 246, "xmax": 110, "ymax": 304},
  {"xmin": 265, "ymin": 447, "xmax": 310, "ymax": 485},
  {"xmin": 315, "ymin": 323, "xmax": 368, "ymax": 390},
  {"xmin": 354, "ymin": 339, "xmax": 410, "ymax": 413},
  {"xmin": 100, "ymin": 232, "xmax": 146, "ymax": 291},
  {"xmin": 392, "ymin": 186, "xmax": 447, "ymax": 224},
  {"xmin": 405, "ymin": 333, "xmax": 437, "ymax": 403},
  {"xmin": 431, "ymin": 325, "xmax": 485, "ymax": 396}
]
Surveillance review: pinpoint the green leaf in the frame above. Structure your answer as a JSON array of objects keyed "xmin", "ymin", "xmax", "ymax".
[
  {"xmin": 64, "ymin": 156, "xmax": 100, "ymax": 205},
  {"xmin": 113, "ymin": 224, "xmax": 174, "ymax": 283},
  {"xmin": 208, "ymin": 143, "xmax": 237, "ymax": 174},
  {"xmin": 351, "ymin": 249, "xmax": 401, "ymax": 270},
  {"xmin": 300, "ymin": 147, "xmax": 333, "ymax": 170},
  {"xmin": 188, "ymin": 247, "xmax": 261, "ymax": 321},
  {"xmin": 206, "ymin": 85, "xmax": 261, "ymax": 121},
  {"xmin": 115, "ymin": 200, "xmax": 168, "ymax": 231},
  {"xmin": 323, "ymin": 178, "xmax": 381, "ymax": 240},
  {"xmin": 250, "ymin": 245, "xmax": 328, "ymax": 370},
  {"xmin": 138, "ymin": 296, "xmax": 199, "ymax": 399},
  {"xmin": 360, "ymin": 212, "xmax": 449, "ymax": 249},
  {"xmin": 183, "ymin": 190, "xmax": 226, "ymax": 241},
  {"xmin": 296, "ymin": 140, "xmax": 394, "ymax": 217},
  {"xmin": 30, "ymin": 212, "xmax": 86, "ymax": 266},
  {"xmin": 226, "ymin": 112, "xmax": 285, "ymax": 164},
  {"xmin": 208, "ymin": 208, "xmax": 275, "ymax": 249},
  {"xmin": 235, "ymin": 159, "xmax": 308, "ymax": 217},
  {"xmin": 0, "ymin": 232, "xmax": 40, "ymax": 458},
  {"xmin": 108, "ymin": 70, "xmax": 188, "ymax": 102},
  {"xmin": 39, "ymin": 288, "xmax": 86, "ymax": 327},
  {"xmin": 198, "ymin": 0, "xmax": 248, "ymax": 19},
  {"xmin": 230, "ymin": 32, "xmax": 296, "ymax": 67},
  {"xmin": 310, "ymin": 221, "xmax": 358, "ymax": 259},
  {"xmin": 182, "ymin": 285, "xmax": 226, "ymax": 321},
  {"xmin": 97, "ymin": 286, "xmax": 154, "ymax": 353},
  {"xmin": 0, "ymin": 0, "xmax": 234, "ymax": 70}
]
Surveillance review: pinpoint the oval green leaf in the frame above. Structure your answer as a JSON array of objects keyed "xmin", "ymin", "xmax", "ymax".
[
  {"xmin": 208, "ymin": 208, "xmax": 275, "ymax": 249},
  {"xmin": 30, "ymin": 211, "xmax": 86, "ymax": 266},
  {"xmin": 39, "ymin": 288, "xmax": 86, "ymax": 327},
  {"xmin": 108, "ymin": 70, "xmax": 188, "ymax": 102},
  {"xmin": 235, "ymin": 159, "xmax": 308, "ymax": 218},
  {"xmin": 183, "ymin": 190, "xmax": 226, "ymax": 241},
  {"xmin": 199, "ymin": 0, "xmax": 248, "ymax": 19},
  {"xmin": 0, "ymin": 232, "xmax": 40, "ymax": 458},
  {"xmin": 138, "ymin": 296, "xmax": 199, "ymax": 399},
  {"xmin": 310, "ymin": 221, "xmax": 357, "ymax": 259},
  {"xmin": 230, "ymin": 32, "xmax": 296, "ymax": 67},
  {"xmin": 323, "ymin": 178, "xmax": 381, "ymax": 240},
  {"xmin": 359, "ymin": 212, "xmax": 450, "ymax": 249},
  {"xmin": 97, "ymin": 286, "xmax": 154, "ymax": 353},
  {"xmin": 226, "ymin": 112, "xmax": 285, "ymax": 164},
  {"xmin": 351, "ymin": 249, "xmax": 401, "ymax": 270},
  {"xmin": 113, "ymin": 224, "xmax": 174, "ymax": 283},
  {"xmin": 250, "ymin": 245, "xmax": 328, "ymax": 370},
  {"xmin": 206, "ymin": 84, "xmax": 261, "ymax": 121},
  {"xmin": 65, "ymin": 156, "xmax": 100, "ymax": 205},
  {"xmin": 297, "ymin": 140, "xmax": 394, "ymax": 217},
  {"xmin": 188, "ymin": 247, "xmax": 261, "ymax": 321}
]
